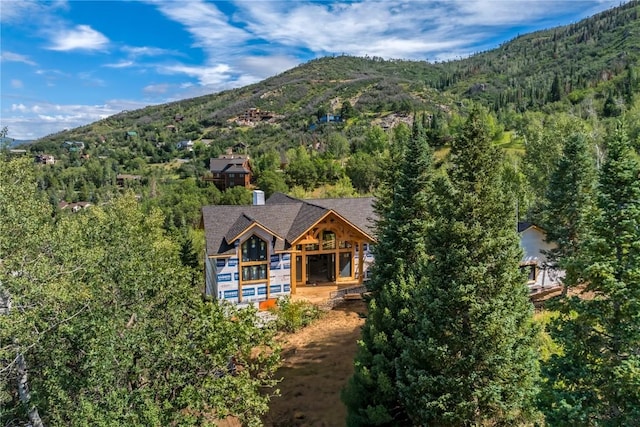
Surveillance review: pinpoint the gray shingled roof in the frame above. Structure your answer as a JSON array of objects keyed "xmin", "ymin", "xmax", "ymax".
[
  {"xmin": 305, "ymin": 197, "xmax": 376, "ymax": 237},
  {"xmin": 202, "ymin": 193, "xmax": 377, "ymax": 256},
  {"xmin": 209, "ymin": 155, "xmax": 250, "ymax": 174}
]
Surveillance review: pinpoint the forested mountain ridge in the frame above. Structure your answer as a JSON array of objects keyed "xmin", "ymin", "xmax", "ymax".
[
  {"xmin": 5, "ymin": 0, "xmax": 639, "ymax": 232},
  {"xmin": 29, "ymin": 0, "xmax": 639, "ymax": 156}
]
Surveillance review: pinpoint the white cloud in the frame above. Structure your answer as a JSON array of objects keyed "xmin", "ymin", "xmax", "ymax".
[
  {"xmin": 143, "ymin": 83, "xmax": 170, "ymax": 94},
  {"xmin": 47, "ymin": 24, "xmax": 109, "ymax": 51},
  {"xmin": 0, "ymin": 1, "xmax": 68, "ymax": 24},
  {"xmin": 1, "ymin": 51, "xmax": 37, "ymax": 66},
  {"xmin": 11, "ymin": 104, "xmax": 28, "ymax": 112},
  {"xmin": 11, "ymin": 80, "xmax": 24, "ymax": 89},
  {"xmin": 104, "ymin": 60, "xmax": 135, "ymax": 69},
  {"xmin": 122, "ymin": 46, "xmax": 182, "ymax": 58},
  {"xmin": 159, "ymin": 63, "xmax": 233, "ymax": 87},
  {"xmin": 2, "ymin": 99, "xmax": 153, "ymax": 140}
]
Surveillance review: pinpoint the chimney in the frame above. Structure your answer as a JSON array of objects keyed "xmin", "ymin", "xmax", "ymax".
[{"xmin": 253, "ymin": 190, "xmax": 265, "ymax": 206}]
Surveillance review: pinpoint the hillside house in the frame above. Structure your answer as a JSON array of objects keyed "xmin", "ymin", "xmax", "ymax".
[
  {"xmin": 177, "ymin": 140, "xmax": 194, "ymax": 151},
  {"xmin": 207, "ymin": 155, "xmax": 252, "ymax": 191},
  {"xmin": 201, "ymin": 192, "xmax": 375, "ymax": 307},
  {"xmin": 62, "ymin": 141, "xmax": 85, "ymax": 152},
  {"xmin": 35, "ymin": 154, "xmax": 55, "ymax": 165},
  {"xmin": 58, "ymin": 200, "xmax": 92, "ymax": 213},
  {"xmin": 201, "ymin": 196, "xmax": 565, "ymax": 307},
  {"xmin": 240, "ymin": 108, "xmax": 274, "ymax": 122},
  {"xmin": 518, "ymin": 222, "xmax": 564, "ymax": 292}
]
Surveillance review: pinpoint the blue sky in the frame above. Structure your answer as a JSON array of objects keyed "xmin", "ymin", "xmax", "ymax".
[{"xmin": 0, "ymin": 0, "xmax": 627, "ymax": 140}]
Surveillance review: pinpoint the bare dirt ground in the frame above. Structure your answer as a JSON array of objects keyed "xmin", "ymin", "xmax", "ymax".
[{"xmin": 261, "ymin": 284, "xmax": 367, "ymax": 427}]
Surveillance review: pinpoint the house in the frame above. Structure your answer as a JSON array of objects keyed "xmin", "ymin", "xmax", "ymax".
[
  {"xmin": 177, "ymin": 140, "xmax": 194, "ymax": 151},
  {"xmin": 239, "ymin": 108, "xmax": 274, "ymax": 122},
  {"xmin": 58, "ymin": 200, "xmax": 92, "ymax": 213},
  {"xmin": 202, "ymin": 196, "xmax": 566, "ymax": 307},
  {"xmin": 201, "ymin": 191, "xmax": 375, "ymax": 306},
  {"xmin": 518, "ymin": 222, "xmax": 564, "ymax": 292},
  {"xmin": 35, "ymin": 154, "xmax": 55, "ymax": 165},
  {"xmin": 318, "ymin": 114, "xmax": 342, "ymax": 123},
  {"xmin": 232, "ymin": 141, "xmax": 248, "ymax": 154},
  {"xmin": 62, "ymin": 141, "xmax": 85, "ymax": 152},
  {"xmin": 207, "ymin": 155, "xmax": 252, "ymax": 191}
]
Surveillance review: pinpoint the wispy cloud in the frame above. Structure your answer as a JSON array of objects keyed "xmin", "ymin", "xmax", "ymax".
[
  {"xmin": 11, "ymin": 80, "xmax": 24, "ymax": 89},
  {"xmin": 0, "ymin": 1, "xmax": 68, "ymax": 24},
  {"xmin": 1, "ymin": 51, "xmax": 37, "ymax": 66},
  {"xmin": 143, "ymin": 83, "xmax": 170, "ymax": 94},
  {"xmin": 104, "ymin": 60, "xmax": 136, "ymax": 69},
  {"xmin": 122, "ymin": 46, "xmax": 183, "ymax": 58},
  {"xmin": 4, "ymin": 99, "xmax": 152, "ymax": 140},
  {"xmin": 47, "ymin": 24, "xmax": 109, "ymax": 51}
]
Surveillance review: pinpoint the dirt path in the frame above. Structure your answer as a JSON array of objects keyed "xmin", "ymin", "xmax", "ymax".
[{"xmin": 262, "ymin": 300, "xmax": 367, "ymax": 427}]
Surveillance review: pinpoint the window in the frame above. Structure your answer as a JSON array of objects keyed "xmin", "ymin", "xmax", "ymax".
[
  {"xmin": 241, "ymin": 235, "xmax": 268, "ymax": 282},
  {"xmin": 339, "ymin": 240, "xmax": 352, "ymax": 249},
  {"xmin": 242, "ymin": 235, "xmax": 267, "ymax": 262},
  {"xmin": 322, "ymin": 231, "xmax": 336, "ymax": 250},
  {"xmin": 228, "ymin": 173, "xmax": 235, "ymax": 178},
  {"xmin": 520, "ymin": 263, "xmax": 537, "ymax": 283},
  {"xmin": 242, "ymin": 264, "xmax": 267, "ymax": 281}
]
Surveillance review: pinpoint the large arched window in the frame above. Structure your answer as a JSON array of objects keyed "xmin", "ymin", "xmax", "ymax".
[{"xmin": 241, "ymin": 235, "xmax": 268, "ymax": 282}]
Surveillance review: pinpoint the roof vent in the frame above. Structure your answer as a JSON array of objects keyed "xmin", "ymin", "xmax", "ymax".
[{"xmin": 253, "ymin": 190, "xmax": 265, "ymax": 206}]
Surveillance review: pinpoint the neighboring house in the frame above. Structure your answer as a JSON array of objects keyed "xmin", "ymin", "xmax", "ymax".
[
  {"xmin": 239, "ymin": 108, "xmax": 274, "ymax": 122},
  {"xmin": 58, "ymin": 200, "xmax": 92, "ymax": 213},
  {"xmin": 201, "ymin": 191, "xmax": 375, "ymax": 307},
  {"xmin": 518, "ymin": 222, "xmax": 564, "ymax": 292},
  {"xmin": 35, "ymin": 154, "xmax": 55, "ymax": 165},
  {"xmin": 62, "ymin": 141, "xmax": 85, "ymax": 152},
  {"xmin": 232, "ymin": 141, "xmax": 248, "ymax": 154},
  {"xmin": 318, "ymin": 114, "xmax": 342, "ymax": 123},
  {"xmin": 177, "ymin": 140, "xmax": 194, "ymax": 151},
  {"xmin": 207, "ymin": 155, "xmax": 252, "ymax": 191}
]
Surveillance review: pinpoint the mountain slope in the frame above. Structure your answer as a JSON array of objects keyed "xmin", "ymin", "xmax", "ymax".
[{"xmin": 29, "ymin": 1, "xmax": 640, "ymax": 155}]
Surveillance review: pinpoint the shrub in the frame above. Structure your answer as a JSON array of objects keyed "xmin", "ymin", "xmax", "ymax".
[{"xmin": 272, "ymin": 297, "xmax": 322, "ymax": 332}]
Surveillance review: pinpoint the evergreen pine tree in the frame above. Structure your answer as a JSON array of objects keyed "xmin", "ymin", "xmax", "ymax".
[
  {"xmin": 541, "ymin": 132, "xmax": 598, "ymax": 295},
  {"xmin": 342, "ymin": 117, "xmax": 433, "ymax": 426},
  {"xmin": 397, "ymin": 107, "xmax": 541, "ymax": 425},
  {"xmin": 541, "ymin": 122, "xmax": 640, "ymax": 425}
]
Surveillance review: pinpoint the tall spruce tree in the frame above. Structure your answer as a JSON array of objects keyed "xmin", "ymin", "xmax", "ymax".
[
  {"xmin": 541, "ymin": 123, "xmax": 640, "ymax": 425},
  {"xmin": 342, "ymin": 117, "xmax": 433, "ymax": 426},
  {"xmin": 541, "ymin": 132, "xmax": 598, "ymax": 295},
  {"xmin": 396, "ymin": 107, "xmax": 541, "ymax": 425}
]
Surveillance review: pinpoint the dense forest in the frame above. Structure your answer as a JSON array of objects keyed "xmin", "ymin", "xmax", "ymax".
[{"xmin": 2, "ymin": 1, "xmax": 640, "ymax": 425}]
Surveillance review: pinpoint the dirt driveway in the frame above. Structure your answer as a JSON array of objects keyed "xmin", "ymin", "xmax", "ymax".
[{"xmin": 262, "ymin": 297, "xmax": 367, "ymax": 427}]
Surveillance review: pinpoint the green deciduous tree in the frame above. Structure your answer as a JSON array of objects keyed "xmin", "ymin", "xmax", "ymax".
[
  {"xmin": 345, "ymin": 151, "xmax": 383, "ymax": 193},
  {"xmin": 342, "ymin": 119, "xmax": 433, "ymax": 426},
  {"xmin": 397, "ymin": 107, "xmax": 541, "ymax": 425},
  {"xmin": 1, "ymin": 158, "xmax": 280, "ymax": 426},
  {"xmin": 540, "ymin": 122, "xmax": 640, "ymax": 425},
  {"xmin": 256, "ymin": 169, "xmax": 288, "ymax": 198},
  {"xmin": 285, "ymin": 146, "xmax": 318, "ymax": 190}
]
